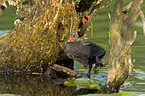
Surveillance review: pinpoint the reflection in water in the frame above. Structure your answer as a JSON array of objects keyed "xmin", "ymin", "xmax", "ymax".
[
  {"xmin": 0, "ymin": 73, "xmax": 77, "ymax": 96},
  {"xmin": 0, "ymin": 30, "xmax": 11, "ymax": 37}
]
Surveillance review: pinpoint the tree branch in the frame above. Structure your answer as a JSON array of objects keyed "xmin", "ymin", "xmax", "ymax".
[
  {"xmin": 140, "ymin": 10, "xmax": 145, "ymax": 36},
  {"xmin": 122, "ymin": 1, "xmax": 133, "ymax": 12},
  {"xmin": 117, "ymin": 31, "xmax": 137, "ymax": 61}
]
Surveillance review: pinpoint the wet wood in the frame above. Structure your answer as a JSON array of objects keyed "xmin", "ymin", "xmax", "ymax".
[
  {"xmin": 31, "ymin": 63, "xmax": 79, "ymax": 77},
  {"xmin": 51, "ymin": 64, "xmax": 79, "ymax": 76},
  {"xmin": 140, "ymin": 10, "xmax": 145, "ymax": 36},
  {"xmin": 103, "ymin": 0, "xmax": 143, "ymax": 93}
]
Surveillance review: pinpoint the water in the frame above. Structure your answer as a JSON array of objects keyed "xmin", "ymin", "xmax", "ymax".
[{"xmin": 0, "ymin": 2, "xmax": 145, "ymax": 96}]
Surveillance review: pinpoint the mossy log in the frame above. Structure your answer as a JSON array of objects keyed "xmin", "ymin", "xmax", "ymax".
[
  {"xmin": 0, "ymin": 0, "xmax": 107, "ymax": 77},
  {"xmin": 0, "ymin": 0, "xmax": 76, "ymax": 72}
]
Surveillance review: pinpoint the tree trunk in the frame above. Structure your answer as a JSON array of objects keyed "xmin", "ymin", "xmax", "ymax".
[
  {"xmin": 103, "ymin": 0, "xmax": 143, "ymax": 93},
  {"xmin": 0, "ymin": 0, "xmax": 106, "ymax": 76}
]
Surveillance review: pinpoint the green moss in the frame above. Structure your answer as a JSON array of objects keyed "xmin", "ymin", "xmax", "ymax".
[
  {"xmin": 0, "ymin": 0, "xmax": 77, "ymax": 72},
  {"xmin": 64, "ymin": 78, "xmax": 101, "ymax": 89}
]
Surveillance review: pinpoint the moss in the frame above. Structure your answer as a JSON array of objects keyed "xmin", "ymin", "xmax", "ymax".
[
  {"xmin": 0, "ymin": 0, "xmax": 106, "ymax": 74},
  {"xmin": 0, "ymin": 0, "xmax": 77, "ymax": 72}
]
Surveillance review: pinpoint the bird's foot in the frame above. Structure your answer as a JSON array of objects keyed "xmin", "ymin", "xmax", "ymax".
[
  {"xmin": 86, "ymin": 74, "xmax": 91, "ymax": 78},
  {"xmin": 98, "ymin": 62, "xmax": 104, "ymax": 67}
]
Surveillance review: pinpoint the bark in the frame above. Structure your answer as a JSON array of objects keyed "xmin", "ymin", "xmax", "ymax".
[
  {"xmin": 103, "ymin": 0, "xmax": 143, "ymax": 93},
  {"xmin": 0, "ymin": 0, "xmax": 78, "ymax": 73},
  {"xmin": 140, "ymin": 10, "xmax": 145, "ymax": 36},
  {"xmin": 0, "ymin": 0, "xmax": 107, "ymax": 77}
]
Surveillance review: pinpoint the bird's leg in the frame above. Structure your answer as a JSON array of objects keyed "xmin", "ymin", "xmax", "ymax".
[
  {"xmin": 96, "ymin": 56, "xmax": 100, "ymax": 64},
  {"xmin": 87, "ymin": 64, "xmax": 92, "ymax": 78},
  {"xmin": 99, "ymin": 58, "xmax": 102, "ymax": 62},
  {"xmin": 96, "ymin": 56, "xmax": 104, "ymax": 67}
]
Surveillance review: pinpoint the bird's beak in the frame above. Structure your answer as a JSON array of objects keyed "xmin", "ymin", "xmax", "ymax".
[{"xmin": 68, "ymin": 36, "xmax": 74, "ymax": 42}]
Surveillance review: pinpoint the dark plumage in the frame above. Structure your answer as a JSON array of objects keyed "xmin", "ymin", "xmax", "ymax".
[
  {"xmin": 63, "ymin": 32, "xmax": 106, "ymax": 78},
  {"xmin": 55, "ymin": 49, "xmax": 74, "ymax": 70},
  {"xmin": 75, "ymin": 0, "xmax": 94, "ymax": 13}
]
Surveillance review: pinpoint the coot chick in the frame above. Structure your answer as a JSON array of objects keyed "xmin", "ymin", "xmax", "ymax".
[
  {"xmin": 55, "ymin": 49, "xmax": 74, "ymax": 70},
  {"xmin": 63, "ymin": 32, "xmax": 106, "ymax": 78}
]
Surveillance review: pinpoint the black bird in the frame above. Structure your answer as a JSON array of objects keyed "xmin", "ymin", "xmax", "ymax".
[
  {"xmin": 63, "ymin": 32, "xmax": 106, "ymax": 78},
  {"xmin": 56, "ymin": 49, "xmax": 74, "ymax": 70}
]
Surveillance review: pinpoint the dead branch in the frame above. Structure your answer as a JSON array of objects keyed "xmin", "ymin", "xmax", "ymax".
[
  {"xmin": 140, "ymin": 10, "xmax": 145, "ymax": 36},
  {"xmin": 117, "ymin": 31, "xmax": 137, "ymax": 61},
  {"xmin": 122, "ymin": 1, "xmax": 133, "ymax": 12}
]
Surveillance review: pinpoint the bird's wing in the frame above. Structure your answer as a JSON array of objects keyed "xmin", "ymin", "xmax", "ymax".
[{"xmin": 80, "ymin": 41, "xmax": 105, "ymax": 58}]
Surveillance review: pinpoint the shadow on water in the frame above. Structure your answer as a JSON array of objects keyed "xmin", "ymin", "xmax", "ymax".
[{"xmin": 0, "ymin": 73, "xmax": 77, "ymax": 96}]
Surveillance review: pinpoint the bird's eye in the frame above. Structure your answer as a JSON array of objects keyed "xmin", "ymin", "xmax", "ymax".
[{"xmin": 73, "ymin": 35, "xmax": 76, "ymax": 37}]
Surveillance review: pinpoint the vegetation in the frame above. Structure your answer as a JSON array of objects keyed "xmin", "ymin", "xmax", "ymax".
[
  {"xmin": 0, "ymin": 0, "xmax": 77, "ymax": 72},
  {"xmin": 0, "ymin": 0, "xmax": 145, "ymax": 94},
  {"xmin": 103, "ymin": 0, "xmax": 143, "ymax": 93},
  {"xmin": 80, "ymin": 92, "xmax": 145, "ymax": 96},
  {"xmin": 0, "ymin": 0, "xmax": 106, "ymax": 73}
]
